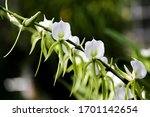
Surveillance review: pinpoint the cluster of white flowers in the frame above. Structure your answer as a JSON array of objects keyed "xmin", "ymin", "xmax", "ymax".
[
  {"xmin": 35, "ymin": 17, "xmax": 148, "ymax": 99},
  {"xmin": 4, "ymin": 1, "xmax": 148, "ymax": 99}
]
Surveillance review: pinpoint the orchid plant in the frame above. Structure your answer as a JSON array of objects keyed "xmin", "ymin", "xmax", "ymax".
[{"xmin": 0, "ymin": 0, "xmax": 148, "ymax": 100}]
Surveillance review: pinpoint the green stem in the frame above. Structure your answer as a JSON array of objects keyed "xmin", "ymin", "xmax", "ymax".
[
  {"xmin": 0, "ymin": 5, "xmax": 24, "ymax": 20},
  {"xmin": 98, "ymin": 59, "xmax": 129, "ymax": 85},
  {"xmin": 0, "ymin": 5, "xmax": 51, "ymax": 32},
  {"xmin": 67, "ymin": 40, "xmax": 84, "ymax": 52}
]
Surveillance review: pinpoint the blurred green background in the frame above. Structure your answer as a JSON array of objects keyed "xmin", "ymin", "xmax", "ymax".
[{"xmin": 0, "ymin": 0, "xmax": 150, "ymax": 99}]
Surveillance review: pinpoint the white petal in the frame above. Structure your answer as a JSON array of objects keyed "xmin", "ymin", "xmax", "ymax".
[
  {"xmin": 36, "ymin": 16, "xmax": 53, "ymax": 32},
  {"xmin": 85, "ymin": 38, "xmax": 104, "ymax": 59},
  {"xmin": 113, "ymin": 86, "xmax": 126, "ymax": 100},
  {"xmin": 113, "ymin": 86, "xmax": 133, "ymax": 100},
  {"xmin": 77, "ymin": 50, "xmax": 89, "ymax": 62},
  {"xmin": 63, "ymin": 36, "xmax": 80, "ymax": 54},
  {"xmin": 66, "ymin": 36, "xmax": 80, "ymax": 49},
  {"xmin": 43, "ymin": 16, "xmax": 53, "ymax": 29},
  {"xmin": 100, "ymin": 56, "xmax": 108, "ymax": 64},
  {"xmin": 107, "ymin": 71, "xmax": 124, "ymax": 87},
  {"xmin": 69, "ymin": 36, "xmax": 80, "ymax": 45},
  {"xmin": 52, "ymin": 20, "xmax": 71, "ymax": 40},
  {"xmin": 131, "ymin": 60, "xmax": 147, "ymax": 79},
  {"xmin": 62, "ymin": 42, "xmax": 70, "ymax": 54}
]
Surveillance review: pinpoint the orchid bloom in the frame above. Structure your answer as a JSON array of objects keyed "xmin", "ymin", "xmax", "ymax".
[
  {"xmin": 124, "ymin": 59, "xmax": 147, "ymax": 80},
  {"xmin": 84, "ymin": 39, "xmax": 105, "ymax": 75},
  {"xmin": 36, "ymin": 15, "xmax": 53, "ymax": 33},
  {"xmin": 85, "ymin": 38, "xmax": 104, "ymax": 60},
  {"xmin": 130, "ymin": 59, "xmax": 147, "ymax": 79},
  {"xmin": 52, "ymin": 20, "xmax": 71, "ymax": 41}
]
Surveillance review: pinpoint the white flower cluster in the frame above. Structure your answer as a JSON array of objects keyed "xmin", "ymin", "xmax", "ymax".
[
  {"xmin": 3, "ymin": 0, "xmax": 148, "ymax": 100},
  {"xmin": 34, "ymin": 17, "xmax": 147, "ymax": 99}
]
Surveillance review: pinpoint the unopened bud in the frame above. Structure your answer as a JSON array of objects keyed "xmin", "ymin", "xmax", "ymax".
[{"xmin": 23, "ymin": 11, "xmax": 41, "ymax": 27}]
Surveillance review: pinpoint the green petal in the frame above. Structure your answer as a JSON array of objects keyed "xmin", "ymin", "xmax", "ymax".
[
  {"xmin": 45, "ymin": 41, "xmax": 59, "ymax": 61},
  {"xmin": 62, "ymin": 55, "xmax": 70, "ymax": 76},
  {"xmin": 41, "ymin": 35, "xmax": 48, "ymax": 58},
  {"xmin": 114, "ymin": 64, "xmax": 132, "ymax": 81},
  {"xmin": 54, "ymin": 62, "xmax": 63, "ymax": 86},
  {"xmin": 29, "ymin": 32, "xmax": 41, "ymax": 55},
  {"xmin": 34, "ymin": 50, "xmax": 42, "ymax": 77}
]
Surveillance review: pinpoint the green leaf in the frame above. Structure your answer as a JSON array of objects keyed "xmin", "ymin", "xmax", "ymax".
[
  {"xmin": 45, "ymin": 41, "xmax": 59, "ymax": 61},
  {"xmin": 29, "ymin": 32, "xmax": 41, "ymax": 55}
]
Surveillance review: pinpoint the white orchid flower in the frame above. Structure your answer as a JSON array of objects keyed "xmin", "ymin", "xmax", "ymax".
[
  {"xmin": 123, "ymin": 59, "xmax": 147, "ymax": 80},
  {"xmin": 36, "ymin": 15, "xmax": 53, "ymax": 33},
  {"xmin": 85, "ymin": 38, "xmax": 104, "ymax": 59},
  {"xmin": 52, "ymin": 20, "xmax": 71, "ymax": 41},
  {"xmin": 130, "ymin": 59, "xmax": 147, "ymax": 79}
]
